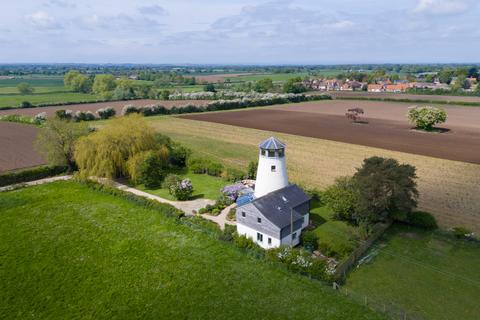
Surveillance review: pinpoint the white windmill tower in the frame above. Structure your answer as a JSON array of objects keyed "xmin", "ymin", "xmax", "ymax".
[{"xmin": 254, "ymin": 137, "xmax": 289, "ymax": 198}]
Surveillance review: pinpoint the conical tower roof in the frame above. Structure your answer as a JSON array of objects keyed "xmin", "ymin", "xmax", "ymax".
[{"xmin": 259, "ymin": 137, "xmax": 286, "ymax": 150}]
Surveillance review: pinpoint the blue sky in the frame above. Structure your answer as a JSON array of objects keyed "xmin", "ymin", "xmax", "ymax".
[{"xmin": 0, "ymin": 0, "xmax": 479, "ymax": 64}]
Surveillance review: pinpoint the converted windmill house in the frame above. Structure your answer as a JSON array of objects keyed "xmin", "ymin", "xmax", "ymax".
[{"xmin": 236, "ymin": 137, "xmax": 310, "ymax": 249}]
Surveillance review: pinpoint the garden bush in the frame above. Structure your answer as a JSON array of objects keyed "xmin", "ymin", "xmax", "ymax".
[
  {"xmin": 452, "ymin": 227, "xmax": 475, "ymax": 240},
  {"xmin": 401, "ymin": 211, "xmax": 438, "ymax": 229},
  {"xmin": 222, "ymin": 167, "xmax": 246, "ymax": 182},
  {"xmin": 219, "ymin": 224, "xmax": 236, "ymax": 242},
  {"xmin": 162, "ymin": 174, "xmax": 181, "ymax": 189},
  {"xmin": 187, "ymin": 158, "xmax": 209, "ymax": 174},
  {"xmin": 0, "ymin": 165, "xmax": 67, "ymax": 187},
  {"xmin": 206, "ymin": 161, "xmax": 223, "ymax": 176},
  {"xmin": 140, "ymin": 148, "xmax": 170, "ymax": 188},
  {"xmin": 96, "ymin": 107, "xmax": 116, "ymax": 119},
  {"xmin": 169, "ymin": 178, "xmax": 194, "ymax": 201},
  {"xmin": 247, "ymin": 161, "xmax": 258, "ymax": 179},
  {"xmin": 407, "ymin": 106, "xmax": 447, "ymax": 131},
  {"xmin": 301, "ymin": 231, "xmax": 319, "ymax": 250}
]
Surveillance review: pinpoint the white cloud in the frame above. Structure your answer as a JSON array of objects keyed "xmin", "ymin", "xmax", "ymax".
[
  {"xmin": 413, "ymin": 0, "xmax": 474, "ymax": 15},
  {"xmin": 25, "ymin": 11, "xmax": 61, "ymax": 30}
]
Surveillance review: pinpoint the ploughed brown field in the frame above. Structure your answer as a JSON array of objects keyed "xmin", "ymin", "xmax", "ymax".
[
  {"xmin": 0, "ymin": 99, "xmax": 211, "ymax": 118},
  {"xmin": 0, "ymin": 122, "xmax": 43, "ymax": 172},
  {"xmin": 329, "ymin": 91, "xmax": 480, "ymax": 103},
  {"xmin": 181, "ymin": 100, "xmax": 480, "ymax": 164}
]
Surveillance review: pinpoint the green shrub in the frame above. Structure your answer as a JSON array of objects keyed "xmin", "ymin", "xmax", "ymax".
[
  {"xmin": 162, "ymin": 174, "xmax": 181, "ymax": 189},
  {"xmin": 222, "ymin": 167, "xmax": 246, "ymax": 182},
  {"xmin": 211, "ymin": 208, "xmax": 221, "ymax": 215},
  {"xmin": 20, "ymin": 101, "xmax": 33, "ymax": 108},
  {"xmin": 0, "ymin": 165, "xmax": 67, "ymax": 187},
  {"xmin": 323, "ymin": 177, "xmax": 358, "ymax": 222},
  {"xmin": 452, "ymin": 227, "xmax": 474, "ymax": 239},
  {"xmin": 169, "ymin": 144, "xmax": 191, "ymax": 168},
  {"xmin": 227, "ymin": 208, "xmax": 236, "ymax": 221},
  {"xmin": 141, "ymin": 149, "xmax": 170, "ymax": 188},
  {"xmin": 206, "ymin": 161, "xmax": 223, "ymax": 176},
  {"xmin": 301, "ymin": 231, "xmax": 319, "ymax": 250},
  {"xmin": 406, "ymin": 211, "xmax": 437, "ymax": 229},
  {"xmin": 233, "ymin": 233, "xmax": 260, "ymax": 251},
  {"xmin": 247, "ymin": 161, "xmax": 258, "ymax": 179},
  {"xmin": 187, "ymin": 158, "xmax": 209, "ymax": 174},
  {"xmin": 219, "ymin": 224, "xmax": 236, "ymax": 242},
  {"xmin": 198, "ymin": 207, "xmax": 207, "ymax": 214},
  {"xmin": 0, "ymin": 114, "xmax": 40, "ymax": 125}
]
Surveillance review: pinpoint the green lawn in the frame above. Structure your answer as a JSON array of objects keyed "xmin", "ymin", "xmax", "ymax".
[
  {"xmin": 0, "ymin": 181, "xmax": 384, "ymax": 319},
  {"xmin": 345, "ymin": 224, "xmax": 480, "ymax": 320},
  {"xmin": 309, "ymin": 201, "xmax": 358, "ymax": 260},
  {"xmin": 138, "ymin": 170, "xmax": 229, "ymax": 201}
]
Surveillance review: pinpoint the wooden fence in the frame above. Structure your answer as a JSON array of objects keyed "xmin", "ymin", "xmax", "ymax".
[{"xmin": 334, "ymin": 220, "xmax": 392, "ymax": 282}]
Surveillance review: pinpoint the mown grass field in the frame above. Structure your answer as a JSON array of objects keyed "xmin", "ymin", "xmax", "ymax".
[
  {"xmin": 0, "ymin": 181, "xmax": 384, "ymax": 319},
  {"xmin": 0, "ymin": 92, "xmax": 101, "ymax": 109},
  {"xmin": 138, "ymin": 170, "xmax": 229, "ymax": 201},
  {"xmin": 147, "ymin": 116, "xmax": 480, "ymax": 232},
  {"xmin": 345, "ymin": 224, "xmax": 480, "ymax": 320}
]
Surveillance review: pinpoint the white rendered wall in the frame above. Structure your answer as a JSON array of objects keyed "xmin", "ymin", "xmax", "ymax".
[
  {"xmin": 237, "ymin": 223, "xmax": 281, "ymax": 249},
  {"xmin": 254, "ymin": 152, "xmax": 288, "ymax": 198}
]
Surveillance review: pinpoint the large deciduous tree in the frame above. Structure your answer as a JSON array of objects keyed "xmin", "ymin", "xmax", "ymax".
[
  {"xmin": 92, "ymin": 74, "xmax": 117, "ymax": 99},
  {"xmin": 35, "ymin": 118, "xmax": 90, "ymax": 171}
]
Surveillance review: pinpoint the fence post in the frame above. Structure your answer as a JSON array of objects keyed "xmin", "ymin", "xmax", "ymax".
[
  {"xmin": 404, "ymin": 312, "xmax": 407, "ymax": 320},
  {"xmin": 364, "ymin": 296, "xmax": 367, "ymax": 306}
]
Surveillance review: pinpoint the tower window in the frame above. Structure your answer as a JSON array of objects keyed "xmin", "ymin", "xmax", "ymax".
[
  {"xmin": 257, "ymin": 233, "xmax": 263, "ymax": 242},
  {"xmin": 257, "ymin": 217, "xmax": 262, "ymax": 223},
  {"xmin": 268, "ymin": 150, "xmax": 275, "ymax": 157},
  {"xmin": 278, "ymin": 149, "xmax": 285, "ymax": 157},
  {"xmin": 271, "ymin": 165, "xmax": 276, "ymax": 172},
  {"xmin": 261, "ymin": 149, "xmax": 266, "ymax": 156}
]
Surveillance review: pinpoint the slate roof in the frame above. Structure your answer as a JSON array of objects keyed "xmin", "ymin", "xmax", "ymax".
[
  {"xmin": 259, "ymin": 137, "xmax": 286, "ymax": 150},
  {"xmin": 251, "ymin": 184, "xmax": 310, "ymax": 229}
]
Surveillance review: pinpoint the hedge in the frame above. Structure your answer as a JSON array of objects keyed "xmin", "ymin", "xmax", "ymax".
[{"xmin": 0, "ymin": 165, "xmax": 68, "ymax": 187}]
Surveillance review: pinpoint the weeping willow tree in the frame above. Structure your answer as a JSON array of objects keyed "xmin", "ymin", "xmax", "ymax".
[{"xmin": 74, "ymin": 115, "xmax": 158, "ymax": 178}]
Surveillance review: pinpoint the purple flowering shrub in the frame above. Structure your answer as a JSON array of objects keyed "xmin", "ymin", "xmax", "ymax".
[{"xmin": 170, "ymin": 178, "xmax": 194, "ymax": 201}]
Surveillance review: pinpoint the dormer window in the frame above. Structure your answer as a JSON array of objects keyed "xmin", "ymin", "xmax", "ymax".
[{"xmin": 257, "ymin": 217, "xmax": 262, "ymax": 223}]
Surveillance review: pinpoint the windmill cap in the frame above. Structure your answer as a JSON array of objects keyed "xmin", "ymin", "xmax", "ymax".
[{"xmin": 259, "ymin": 137, "xmax": 286, "ymax": 150}]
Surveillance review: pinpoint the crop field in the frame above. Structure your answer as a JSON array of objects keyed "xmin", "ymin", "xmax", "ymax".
[
  {"xmin": 345, "ymin": 224, "xmax": 480, "ymax": 320},
  {"xmin": 0, "ymin": 122, "xmax": 43, "ymax": 172},
  {"xmin": 0, "ymin": 99, "xmax": 211, "ymax": 118},
  {"xmin": 330, "ymin": 91, "xmax": 480, "ymax": 103},
  {"xmin": 231, "ymin": 72, "xmax": 309, "ymax": 82},
  {"xmin": 147, "ymin": 116, "xmax": 480, "ymax": 232},
  {"xmin": 0, "ymin": 181, "xmax": 384, "ymax": 319},
  {"xmin": 181, "ymin": 101, "xmax": 480, "ymax": 163}
]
